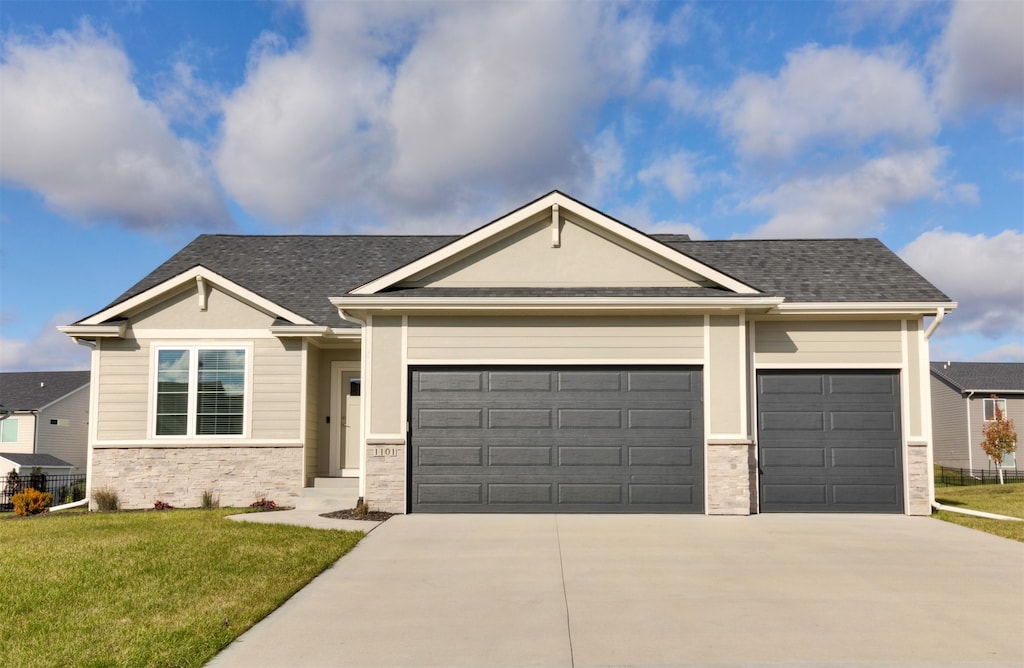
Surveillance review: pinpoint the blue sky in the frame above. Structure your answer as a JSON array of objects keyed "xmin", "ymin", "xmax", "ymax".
[{"xmin": 1, "ymin": 0, "xmax": 1021, "ymax": 371}]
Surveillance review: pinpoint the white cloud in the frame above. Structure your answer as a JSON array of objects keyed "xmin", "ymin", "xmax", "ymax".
[
  {"xmin": 974, "ymin": 342, "xmax": 1024, "ymax": 363},
  {"xmin": 837, "ymin": 0, "xmax": 931, "ymax": 32},
  {"xmin": 0, "ymin": 313, "xmax": 90, "ymax": 372},
  {"xmin": 717, "ymin": 45, "xmax": 937, "ymax": 160},
  {"xmin": 215, "ymin": 1, "xmax": 657, "ymax": 226},
  {"xmin": 934, "ymin": 0, "xmax": 1024, "ymax": 119},
  {"xmin": 952, "ymin": 182, "xmax": 979, "ymax": 205},
  {"xmin": 0, "ymin": 23, "xmax": 230, "ymax": 231},
  {"xmin": 638, "ymin": 151, "xmax": 701, "ymax": 201},
  {"xmin": 745, "ymin": 148, "xmax": 945, "ymax": 237},
  {"xmin": 900, "ymin": 228, "xmax": 1024, "ymax": 338}
]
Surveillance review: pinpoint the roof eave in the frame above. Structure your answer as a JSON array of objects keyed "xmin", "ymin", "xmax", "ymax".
[
  {"xmin": 58, "ymin": 321, "xmax": 129, "ymax": 340},
  {"xmin": 772, "ymin": 301, "xmax": 957, "ymax": 316},
  {"xmin": 333, "ymin": 295, "xmax": 785, "ymax": 314}
]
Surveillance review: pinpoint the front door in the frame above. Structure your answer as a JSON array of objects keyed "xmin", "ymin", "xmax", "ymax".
[{"xmin": 330, "ymin": 364, "xmax": 362, "ymax": 476}]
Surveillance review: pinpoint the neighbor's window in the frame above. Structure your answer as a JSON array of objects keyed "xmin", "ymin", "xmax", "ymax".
[
  {"xmin": 997, "ymin": 451, "xmax": 1017, "ymax": 469},
  {"xmin": 983, "ymin": 397, "xmax": 1007, "ymax": 422},
  {"xmin": 155, "ymin": 347, "xmax": 247, "ymax": 437},
  {"xmin": 0, "ymin": 417, "xmax": 18, "ymax": 442}
]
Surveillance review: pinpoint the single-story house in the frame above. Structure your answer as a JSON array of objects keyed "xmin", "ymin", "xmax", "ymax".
[
  {"xmin": 0, "ymin": 370, "xmax": 90, "ymax": 472},
  {"xmin": 60, "ymin": 192, "xmax": 955, "ymax": 515},
  {"xmin": 0, "ymin": 452, "xmax": 75, "ymax": 476},
  {"xmin": 930, "ymin": 362, "xmax": 1023, "ymax": 471}
]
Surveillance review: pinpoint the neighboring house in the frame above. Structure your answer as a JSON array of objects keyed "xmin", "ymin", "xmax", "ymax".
[
  {"xmin": 930, "ymin": 362, "xmax": 1023, "ymax": 471},
  {"xmin": 0, "ymin": 371, "xmax": 90, "ymax": 472},
  {"xmin": 60, "ymin": 192, "xmax": 955, "ymax": 515}
]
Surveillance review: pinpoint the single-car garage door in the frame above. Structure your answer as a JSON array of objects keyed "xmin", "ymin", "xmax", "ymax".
[
  {"xmin": 757, "ymin": 370, "xmax": 903, "ymax": 513},
  {"xmin": 409, "ymin": 366, "xmax": 703, "ymax": 513}
]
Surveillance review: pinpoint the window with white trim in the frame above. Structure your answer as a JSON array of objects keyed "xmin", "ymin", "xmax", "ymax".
[
  {"xmin": 155, "ymin": 347, "xmax": 247, "ymax": 436},
  {"xmin": 983, "ymin": 397, "xmax": 1007, "ymax": 422}
]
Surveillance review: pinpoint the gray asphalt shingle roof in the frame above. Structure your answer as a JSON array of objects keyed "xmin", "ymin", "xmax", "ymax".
[
  {"xmin": 0, "ymin": 452, "xmax": 73, "ymax": 468},
  {"xmin": 0, "ymin": 371, "xmax": 91, "ymax": 411},
  {"xmin": 88, "ymin": 229, "xmax": 950, "ymax": 328},
  {"xmin": 929, "ymin": 362, "xmax": 1024, "ymax": 393}
]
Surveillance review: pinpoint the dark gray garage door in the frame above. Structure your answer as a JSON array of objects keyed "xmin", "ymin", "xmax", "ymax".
[
  {"xmin": 758, "ymin": 370, "xmax": 903, "ymax": 513},
  {"xmin": 409, "ymin": 366, "xmax": 703, "ymax": 513}
]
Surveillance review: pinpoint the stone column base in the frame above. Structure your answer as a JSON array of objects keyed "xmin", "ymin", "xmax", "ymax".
[{"xmin": 706, "ymin": 440, "xmax": 756, "ymax": 515}]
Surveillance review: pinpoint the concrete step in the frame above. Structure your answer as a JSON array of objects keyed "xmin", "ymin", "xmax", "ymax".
[
  {"xmin": 296, "ymin": 481, "xmax": 359, "ymax": 511},
  {"xmin": 313, "ymin": 477, "xmax": 359, "ymax": 490}
]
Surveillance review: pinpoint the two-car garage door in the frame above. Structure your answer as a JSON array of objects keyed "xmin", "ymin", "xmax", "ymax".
[{"xmin": 409, "ymin": 366, "xmax": 704, "ymax": 513}]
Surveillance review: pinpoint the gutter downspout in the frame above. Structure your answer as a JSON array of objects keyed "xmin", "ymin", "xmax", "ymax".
[
  {"xmin": 337, "ymin": 308, "xmax": 368, "ymax": 503},
  {"xmin": 49, "ymin": 498, "xmax": 89, "ymax": 512},
  {"xmin": 965, "ymin": 391, "xmax": 975, "ymax": 471},
  {"xmin": 923, "ymin": 307, "xmax": 946, "ymax": 340},
  {"xmin": 931, "ymin": 500, "xmax": 1024, "ymax": 522}
]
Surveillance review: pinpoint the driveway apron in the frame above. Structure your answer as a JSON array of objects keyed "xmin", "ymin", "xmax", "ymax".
[{"xmin": 208, "ymin": 514, "xmax": 1024, "ymax": 667}]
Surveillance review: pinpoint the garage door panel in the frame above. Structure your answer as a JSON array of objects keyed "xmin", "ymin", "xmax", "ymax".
[
  {"xmin": 828, "ymin": 374, "xmax": 896, "ymax": 396},
  {"xmin": 558, "ymin": 371, "xmax": 622, "ymax": 391},
  {"xmin": 629, "ymin": 484, "xmax": 693, "ymax": 505},
  {"xmin": 417, "ymin": 371, "xmax": 483, "ymax": 392},
  {"xmin": 410, "ymin": 366, "xmax": 703, "ymax": 513},
  {"xmin": 559, "ymin": 409, "xmax": 621, "ymax": 428},
  {"xmin": 629, "ymin": 446, "xmax": 693, "ymax": 467},
  {"xmin": 488, "ymin": 484, "xmax": 552, "ymax": 505},
  {"xmin": 758, "ymin": 370, "xmax": 902, "ymax": 513},
  {"xmin": 488, "ymin": 409, "xmax": 551, "ymax": 428},
  {"xmin": 830, "ymin": 412, "xmax": 897, "ymax": 432},
  {"xmin": 762, "ymin": 447, "xmax": 826, "ymax": 467},
  {"xmin": 832, "ymin": 484, "xmax": 900, "ymax": 506},
  {"xmin": 831, "ymin": 448, "xmax": 898, "ymax": 468},
  {"xmin": 762, "ymin": 484, "xmax": 828, "ymax": 506},
  {"xmin": 627, "ymin": 371, "xmax": 692, "ymax": 392},
  {"xmin": 558, "ymin": 484, "xmax": 622, "ymax": 505},
  {"xmin": 760, "ymin": 412, "xmax": 825, "ymax": 431},
  {"xmin": 488, "ymin": 446, "xmax": 551, "ymax": 466},
  {"xmin": 488, "ymin": 371, "xmax": 552, "ymax": 391},
  {"xmin": 418, "ymin": 446, "xmax": 482, "ymax": 466},
  {"xmin": 417, "ymin": 408, "xmax": 482, "ymax": 429}
]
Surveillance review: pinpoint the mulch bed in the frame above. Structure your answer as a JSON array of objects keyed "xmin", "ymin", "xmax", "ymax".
[{"xmin": 320, "ymin": 508, "xmax": 394, "ymax": 522}]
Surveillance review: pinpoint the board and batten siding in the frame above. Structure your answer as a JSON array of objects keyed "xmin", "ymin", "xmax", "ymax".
[
  {"xmin": 406, "ymin": 315, "xmax": 705, "ymax": 361},
  {"xmin": 36, "ymin": 386, "xmax": 90, "ymax": 470},
  {"xmin": 95, "ymin": 337, "xmax": 302, "ymax": 441},
  {"xmin": 753, "ymin": 320, "xmax": 903, "ymax": 366}
]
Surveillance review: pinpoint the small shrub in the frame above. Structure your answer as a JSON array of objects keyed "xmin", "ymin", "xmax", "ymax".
[
  {"xmin": 153, "ymin": 500, "xmax": 174, "ymax": 511},
  {"xmin": 63, "ymin": 480, "xmax": 87, "ymax": 504},
  {"xmin": 249, "ymin": 497, "xmax": 277, "ymax": 511},
  {"xmin": 92, "ymin": 487, "xmax": 120, "ymax": 512},
  {"xmin": 13, "ymin": 487, "xmax": 53, "ymax": 516},
  {"xmin": 201, "ymin": 489, "xmax": 220, "ymax": 510},
  {"xmin": 354, "ymin": 497, "xmax": 369, "ymax": 518}
]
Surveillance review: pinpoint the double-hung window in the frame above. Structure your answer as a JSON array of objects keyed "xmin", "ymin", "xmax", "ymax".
[
  {"xmin": 983, "ymin": 397, "xmax": 1007, "ymax": 422},
  {"xmin": 155, "ymin": 346, "xmax": 248, "ymax": 437}
]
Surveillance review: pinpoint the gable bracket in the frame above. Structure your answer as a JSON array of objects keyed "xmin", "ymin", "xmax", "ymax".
[
  {"xmin": 551, "ymin": 204, "xmax": 561, "ymax": 248},
  {"xmin": 196, "ymin": 276, "xmax": 208, "ymax": 311}
]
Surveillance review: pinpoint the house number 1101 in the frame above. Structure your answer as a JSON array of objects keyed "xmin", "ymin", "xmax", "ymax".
[{"xmin": 370, "ymin": 447, "xmax": 400, "ymax": 457}]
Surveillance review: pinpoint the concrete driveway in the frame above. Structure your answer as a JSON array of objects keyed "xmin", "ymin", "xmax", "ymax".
[{"xmin": 209, "ymin": 514, "xmax": 1024, "ymax": 667}]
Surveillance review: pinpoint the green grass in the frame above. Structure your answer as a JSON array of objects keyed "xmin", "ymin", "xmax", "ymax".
[
  {"xmin": 933, "ymin": 484, "xmax": 1024, "ymax": 543},
  {"xmin": 0, "ymin": 508, "xmax": 363, "ymax": 667}
]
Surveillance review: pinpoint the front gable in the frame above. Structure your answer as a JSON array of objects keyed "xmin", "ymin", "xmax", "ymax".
[{"xmin": 351, "ymin": 191, "xmax": 759, "ymax": 296}]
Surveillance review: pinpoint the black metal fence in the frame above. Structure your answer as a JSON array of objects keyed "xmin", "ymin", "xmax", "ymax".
[
  {"xmin": 1, "ymin": 472, "xmax": 87, "ymax": 511},
  {"xmin": 935, "ymin": 466, "xmax": 1024, "ymax": 487}
]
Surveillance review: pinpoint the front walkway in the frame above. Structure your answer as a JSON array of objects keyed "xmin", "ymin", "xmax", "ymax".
[{"xmin": 209, "ymin": 514, "xmax": 1024, "ymax": 667}]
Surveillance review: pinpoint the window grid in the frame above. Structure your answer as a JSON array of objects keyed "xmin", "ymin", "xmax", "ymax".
[{"xmin": 154, "ymin": 347, "xmax": 247, "ymax": 437}]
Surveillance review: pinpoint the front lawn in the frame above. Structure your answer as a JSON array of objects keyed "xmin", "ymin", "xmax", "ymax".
[
  {"xmin": 933, "ymin": 484, "xmax": 1024, "ymax": 543},
  {"xmin": 0, "ymin": 508, "xmax": 363, "ymax": 667}
]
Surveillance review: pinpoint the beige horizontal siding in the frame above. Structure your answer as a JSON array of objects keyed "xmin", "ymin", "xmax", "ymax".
[
  {"xmin": 97, "ymin": 339, "xmax": 150, "ymax": 441},
  {"xmin": 130, "ymin": 284, "xmax": 275, "ymax": 330},
  {"xmin": 1, "ymin": 414, "xmax": 35, "ymax": 454},
  {"xmin": 407, "ymin": 315, "xmax": 704, "ymax": 361},
  {"xmin": 754, "ymin": 320, "xmax": 902, "ymax": 365},
  {"xmin": 251, "ymin": 339, "xmax": 302, "ymax": 440}
]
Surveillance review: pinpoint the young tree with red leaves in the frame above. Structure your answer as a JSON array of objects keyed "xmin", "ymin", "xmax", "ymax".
[{"xmin": 981, "ymin": 395, "xmax": 1017, "ymax": 484}]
